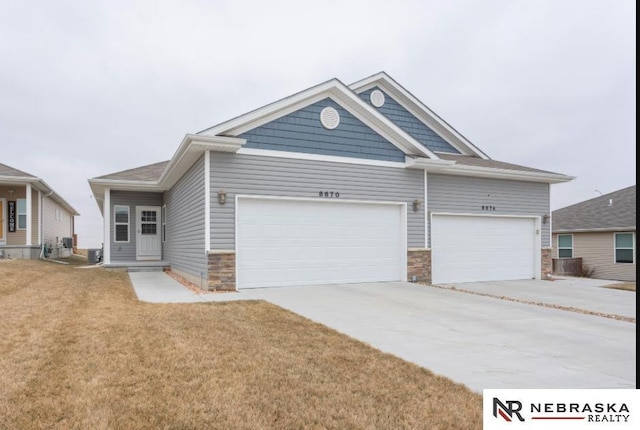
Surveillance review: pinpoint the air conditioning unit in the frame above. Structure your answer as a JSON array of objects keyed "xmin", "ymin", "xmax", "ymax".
[{"xmin": 62, "ymin": 237, "xmax": 73, "ymax": 248}]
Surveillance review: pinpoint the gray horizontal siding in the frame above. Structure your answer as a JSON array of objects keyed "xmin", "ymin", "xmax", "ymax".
[
  {"xmin": 110, "ymin": 191, "xmax": 163, "ymax": 262},
  {"xmin": 552, "ymin": 232, "xmax": 636, "ymax": 282},
  {"xmin": 427, "ymin": 174, "xmax": 550, "ymax": 247},
  {"xmin": 164, "ymin": 156, "xmax": 206, "ymax": 279},
  {"xmin": 209, "ymin": 153, "xmax": 425, "ymax": 249},
  {"xmin": 358, "ymin": 87, "xmax": 459, "ymax": 154},
  {"xmin": 239, "ymin": 98, "xmax": 406, "ymax": 162}
]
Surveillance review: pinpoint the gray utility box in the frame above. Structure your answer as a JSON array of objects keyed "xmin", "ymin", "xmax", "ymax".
[{"xmin": 87, "ymin": 249, "xmax": 102, "ymax": 264}]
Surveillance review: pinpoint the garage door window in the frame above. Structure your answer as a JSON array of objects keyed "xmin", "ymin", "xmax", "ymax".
[
  {"xmin": 557, "ymin": 234, "xmax": 573, "ymax": 258},
  {"xmin": 614, "ymin": 233, "xmax": 634, "ymax": 264}
]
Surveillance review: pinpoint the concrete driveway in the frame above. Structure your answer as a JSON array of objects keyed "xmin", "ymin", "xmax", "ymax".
[
  {"xmin": 243, "ymin": 280, "xmax": 635, "ymax": 393},
  {"xmin": 129, "ymin": 272, "xmax": 636, "ymax": 392}
]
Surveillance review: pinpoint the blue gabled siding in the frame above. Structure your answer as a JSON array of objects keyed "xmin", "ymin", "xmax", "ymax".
[
  {"xmin": 239, "ymin": 98, "xmax": 406, "ymax": 162},
  {"xmin": 358, "ymin": 87, "xmax": 460, "ymax": 154}
]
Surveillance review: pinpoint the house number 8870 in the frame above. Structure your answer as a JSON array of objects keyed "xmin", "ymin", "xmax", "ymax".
[{"xmin": 319, "ymin": 191, "xmax": 340, "ymax": 198}]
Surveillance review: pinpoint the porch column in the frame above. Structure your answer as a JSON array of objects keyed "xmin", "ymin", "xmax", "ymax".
[
  {"xmin": 103, "ymin": 188, "xmax": 111, "ymax": 264},
  {"xmin": 26, "ymin": 183, "xmax": 32, "ymax": 246}
]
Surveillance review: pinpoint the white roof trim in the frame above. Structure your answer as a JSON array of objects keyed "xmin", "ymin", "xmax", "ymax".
[
  {"xmin": 89, "ymin": 135, "xmax": 246, "ymax": 208},
  {"xmin": 433, "ymin": 163, "xmax": 574, "ymax": 184},
  {"xmin": 197, "ymin": 78, "xmax": 439, "ymax": 160},
  {"xmin": 349, "ymin": 72, "xmax": 490, "ymax": 160},
  {"xmin": 0, "ymin": 175, "xmax": 80, "ymax": 215}
]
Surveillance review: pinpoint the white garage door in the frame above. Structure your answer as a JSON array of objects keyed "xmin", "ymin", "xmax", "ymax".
[
  {"xmin": 431, "ymin": 215, "xmax": 537, "ymax": 284},
  {"xmin": 237, "ymin": 198, "xmax": 405, "ymax": 289}
]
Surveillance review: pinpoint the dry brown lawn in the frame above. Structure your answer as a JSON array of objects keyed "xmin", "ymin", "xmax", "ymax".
[
  {"xmin": 603, "ymin": 282, "xmax": 636, "ymax": 292},
  {"xmin": 0, "ymin": 260, "xmax": 482, "ymax": 430}
]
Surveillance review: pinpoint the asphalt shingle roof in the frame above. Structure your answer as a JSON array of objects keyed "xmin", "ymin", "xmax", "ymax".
[
  {"xmin": 437, "ymin": 153, "xmax": 561, "ymax": 175},
  {"xmin": 94, "ymin": 161, "xmax": 169, "ymax": 182},
  {"xmin": 552, "ymin": 185, "xmax": 636, "ymax": 232},
  {"xmin": 0, "ymin": 162, "xmax": 37, "ymax": 178}
]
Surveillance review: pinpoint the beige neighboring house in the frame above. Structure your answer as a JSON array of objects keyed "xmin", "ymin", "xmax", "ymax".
[
  {"xmin": 552, "ymin": 185, "xmax": 636, "ymax": 282},
  {"xmin": 0, "ymin": 162, "xmax": 79, "ymax": 259}
]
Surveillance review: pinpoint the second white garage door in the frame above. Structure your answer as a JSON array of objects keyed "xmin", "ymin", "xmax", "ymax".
[
  {"xmin": 431, "ymin": 214, "xmax": 537, "ymax": 284},
  {"xmin": 236, "ymin": 198, "xmax": 405, "ymax": 289}
]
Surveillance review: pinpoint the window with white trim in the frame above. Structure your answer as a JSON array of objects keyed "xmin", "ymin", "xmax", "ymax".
[
  {"xmin": 55, "ymin": 209, "xmax": 62, "ymax": 221},
  {"xmin": 557, "ymin": 234, "xmax": 573, "ymax": 258},
  {"xmin": 614, "ymin": 233, "xmax": 634, "ymax": 264},
  {"xmin": 17, "ymin": 199, "xmax": 27, "ymax": 230},
  {"xmin": 114, "ymin": 205, "xmax": 130, "ymax": 243},
  {"xmin": 161, "ymin": 205, "xmax": 167, "ymax": 243}
]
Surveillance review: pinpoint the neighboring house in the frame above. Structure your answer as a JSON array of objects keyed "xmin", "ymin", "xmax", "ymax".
[
  {"xmin": 552, "ymin": 185, "xmax": 636, "ymax": 282},
  {"xmin": 88, "ymin": 72, "xmax": 573, "ymax": 290},
  {"xmin": 1, "ymin": 162, "xmax": 79, "ymax": 259}
]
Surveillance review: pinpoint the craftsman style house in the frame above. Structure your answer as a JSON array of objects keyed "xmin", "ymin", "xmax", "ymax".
[{"xmin": 89, "ymin": 72, "xmax": 573, "ymax": 290}]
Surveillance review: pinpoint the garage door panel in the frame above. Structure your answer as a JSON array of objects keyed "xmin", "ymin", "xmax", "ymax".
[
  {"xmin": 237, "ymin": 199, "xmax": 404, "ymax": 289},
  {"xmin": 432, "ymin": 215, "xmax": 536, "ymax": 284}
]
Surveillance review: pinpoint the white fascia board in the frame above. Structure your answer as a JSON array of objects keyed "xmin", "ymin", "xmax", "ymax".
[
  {"xmin": 198, "ymin": 78, "xmax": 437, "ymax": 160},
  {"xmin": 159, "ymin": 135, "xmax": 245, "ymax": 189},
  {"xmin": 436, "ymin": 164, "xmax": 575, "ymax": 184},
  {"xmin": 349, "ymin": 72, "xmax": 490, "ymax": 160},
  {"xmin": 1, "ymin": 176, "xmax": 79, "ymax": 215},
  {"xmin": 327, "ymin": 84, "xmax": 437, "ymax": 159},
  {"xmin": 199, "ymin": 79, "xmax": 342, "ymax": 136},
  {"xmin": 88, "ymin": 180, "xmax": 162, "ymax": 214},
  {"xmin": 405, "ymin": 157, "xmax": 456, "ymax": 173},
  {"xmin": 34, "ymin": 178, "xmax": 80, "ymax": 216},
  {"xmin": 88, "ymin": 135, "xmax": 245, "ymax": 210}
]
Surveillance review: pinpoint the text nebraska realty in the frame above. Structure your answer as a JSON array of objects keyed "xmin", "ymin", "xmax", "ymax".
[{"xmin": 495, "ymin": 398, "xmax": 630, "ymax": 422}]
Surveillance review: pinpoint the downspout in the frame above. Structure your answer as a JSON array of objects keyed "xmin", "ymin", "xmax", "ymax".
[{"xmin": 40, "ymin": 189, "xmax": 54, "ymax": 260}]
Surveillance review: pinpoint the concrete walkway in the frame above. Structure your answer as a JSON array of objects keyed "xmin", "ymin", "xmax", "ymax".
[{"xmin": 127, "ymin": 271, "xmax": 636, "ymax": 392}]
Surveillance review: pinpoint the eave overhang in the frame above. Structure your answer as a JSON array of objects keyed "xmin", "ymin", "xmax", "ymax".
[
  {"xmin": 1, "ymin": 176, "xmax": 80, "ymax": 216},
  {"xmin": 88, "ymin": 135, "xmax": 245, "ymax": 213},
  {"xmin": 406, "ymin": 157, "xmax": 575, "ymax": 183}
]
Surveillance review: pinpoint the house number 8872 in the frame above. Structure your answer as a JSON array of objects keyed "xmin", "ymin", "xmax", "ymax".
[{"xmin": 319, "ymin": 191, "xmax": 340, "ymax": 198}]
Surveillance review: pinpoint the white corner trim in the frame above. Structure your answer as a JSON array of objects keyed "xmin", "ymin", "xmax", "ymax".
[
  {"xmin": 204, "ymin": 150, "xmax": 211, "ymax": 252},
  {"xmin": 424, "ymin": 170, "xmax": 428, "ymax": 249},
  {"xmin": 237, "ymin": 148, "xmax": 408, "ymax": 168},
  {"xmin": 103, "ymin": 188, "xmax": 111, "ymax": 264}
]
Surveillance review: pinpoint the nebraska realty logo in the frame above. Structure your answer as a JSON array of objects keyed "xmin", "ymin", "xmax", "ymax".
[{"xmin": 483, "ymin": 389, "xmax": 638, "ymax": 429}]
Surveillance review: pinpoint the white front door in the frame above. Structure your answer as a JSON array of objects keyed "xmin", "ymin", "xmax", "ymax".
[{"xmin": 136, "ymin": 206, "xmax": 161, "ymax": 260}]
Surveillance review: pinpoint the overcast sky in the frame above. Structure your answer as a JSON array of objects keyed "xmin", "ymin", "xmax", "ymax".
[{"xmin": 0, "ymin": 0, "xmax": 635, "ymax": 248}]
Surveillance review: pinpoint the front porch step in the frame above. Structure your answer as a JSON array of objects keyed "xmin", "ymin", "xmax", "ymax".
[{"xmin": 104, "ymin": 261, "xmax": 170, "ymax": 272}]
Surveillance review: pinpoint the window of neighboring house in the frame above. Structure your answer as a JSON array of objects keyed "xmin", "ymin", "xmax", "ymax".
[
  {"xmin": 114, "ymin": 205, "xmax": 130, "ymax": 243},
  {"xmin": 55, "ymin": 209, "xmax": 61, "ymax": 221},
  {"xmin": 614, "ymin": 233, "xmax": 634, "ymax": 264},
  {"xmin": 557, "ymin": 234, "xmax": 573, "ymax": 258},
  {"xmin": 17, "ymin": 199, "xmax": 27, "ymax": 230},
  {"xmin": 161, "ymin": 205, "xmax": 167, "ymax": 243}
]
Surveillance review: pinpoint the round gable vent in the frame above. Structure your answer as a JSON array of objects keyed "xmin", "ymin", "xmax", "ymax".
[
  {"xmin": 320, "ymin": 106, "xmax": 340, "ymax": 129},
  {"xmin": 370, "ymin": 89, "xmax": 385, "ymax": 107}
]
